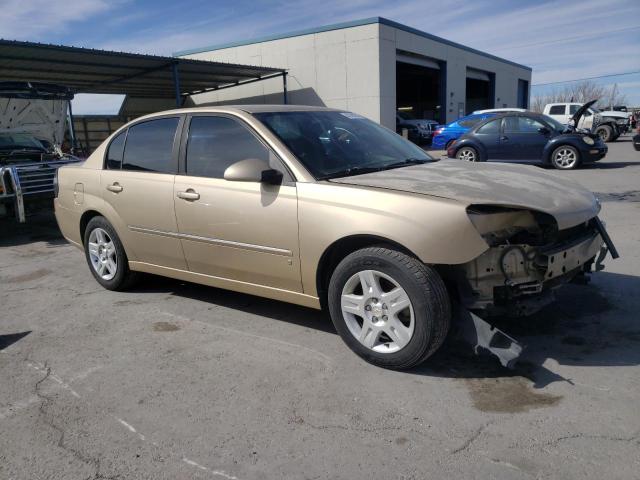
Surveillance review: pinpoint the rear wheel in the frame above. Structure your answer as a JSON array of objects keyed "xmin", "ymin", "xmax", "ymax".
[
  {"xmin": 456, "ymin": 146, "xmax": 479, "ymax": 162},
  {"xmin": 84, "ymin": 216, "xmax": 138, "ymax": 290},
  {"xmin": 328, "ymin": 247, "xmax": 450, "ymax": 370},
  {"xmin": 595, "ymin": 124, "xmax": 613, "ymax": 142},
  {"xmin": 551, "ymin": 145, "xmax": 580, "ymax": 170}
]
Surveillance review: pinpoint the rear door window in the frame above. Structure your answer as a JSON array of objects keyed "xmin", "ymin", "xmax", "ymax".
[
  {"xmin": 122, "ymin": 117, "xmax": 179, "ymax": 173},
  {"xmin": 105, "ymin": 130, "xmax": 126, "ymax": 169},
  {"xmin": 569, "ymin": 105, "xmax": 580, "ymax": 115},
  {"xmin": 476, "ymin": 119, "xmax": 501, "ymax": 134}
]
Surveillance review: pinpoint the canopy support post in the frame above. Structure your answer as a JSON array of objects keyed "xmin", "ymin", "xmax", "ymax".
[
  {"xmin": 172, "ymin": 62, "xmax": 182, "ymax": 108},
  {"xmin": 67, "ymin": 99, "xmax": 77, "ymax": 154},
  {"xmin": 282, "ymin": 71, "xmax": 288, "ymax": 105}
]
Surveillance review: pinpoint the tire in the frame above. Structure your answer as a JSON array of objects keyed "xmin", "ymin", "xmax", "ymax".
[
  {"xmin": 550, "ymin": 145, "xmax": 581, "ymax": 170},
  {"xmin": 595, "ymin": 124, "xmax": 613, "ymax": 142},
  {"xmin": 328, "ymin": 247, "xmax": 450, "ymax": 370},
  {"xmin": 456, "ymin": 146, "xmax": 479, "ymax": 162},
  {"xmin": 83, "ymin": 216, "xmax": 138, "ymax": 291}
]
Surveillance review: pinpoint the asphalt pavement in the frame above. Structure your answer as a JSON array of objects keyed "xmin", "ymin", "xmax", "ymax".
[{"xmin": 1, "ymin": 136, "xmax": 639, "ymax": 479}]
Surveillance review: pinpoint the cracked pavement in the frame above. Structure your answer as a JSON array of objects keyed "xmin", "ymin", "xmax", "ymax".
[{"xmin": 1, "ymin": 138, "xmax": 640, "ymax": 479}]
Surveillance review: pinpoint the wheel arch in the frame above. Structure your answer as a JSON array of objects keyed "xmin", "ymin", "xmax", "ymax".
[
  {"xmin": 78, "ymin": 207, "xmax": 137, "ymax": 261},
  {"xmin": 79, "ymin": 209, "xmax": 103, "ymax": 243},
  {"xmin": 455, "ymin": 139, "xmax": 486, "ymax": 161},
  {"xmin": 315, "ymin": 234, "xmax": 421, "ymax": 309}
]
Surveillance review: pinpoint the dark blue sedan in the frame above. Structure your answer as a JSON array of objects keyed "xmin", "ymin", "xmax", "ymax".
[{"xmin": 447, "ymin": 112, "xmax": 607, "ymax": 169}]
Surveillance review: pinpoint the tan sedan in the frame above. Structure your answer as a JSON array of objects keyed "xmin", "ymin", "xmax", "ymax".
[{"xmin": 54, "ymin": 106, "xmax": 615, "ymax": 369}]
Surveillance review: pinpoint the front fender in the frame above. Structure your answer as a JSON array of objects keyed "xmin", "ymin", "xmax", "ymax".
[
  {"xmin": 543, "ymin": 136, "xmax": 583, "ymax": 163},
  {"xmin": 297, "ymin": 182, "xmax": 489, "ymax": 295}
]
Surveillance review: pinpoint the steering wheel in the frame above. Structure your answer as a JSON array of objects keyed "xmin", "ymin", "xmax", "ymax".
[{"xmin": 330, "ymin": 127, "xmax": 358, "ymax": 146}]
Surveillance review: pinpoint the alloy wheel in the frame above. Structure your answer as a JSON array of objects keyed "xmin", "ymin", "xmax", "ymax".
[
  {"xmin": 553, "ymin": 148, "xmax": 577, "ymax": 169},
  {"xmin": 87, "ymin": 227, "xmax": 118, "ymax": 280},
  {"xmin": 458, "ymin": 148, "xmax": 476, "ymax": 162},
  {"xmin": 340, "ymin": 270, "xmax": 415, "ymax": 353}
]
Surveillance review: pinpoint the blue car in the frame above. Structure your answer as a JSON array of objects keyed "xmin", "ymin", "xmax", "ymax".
[{"xmin": 432, "ymin": 113, "xmax": 497, "ymax": 150}]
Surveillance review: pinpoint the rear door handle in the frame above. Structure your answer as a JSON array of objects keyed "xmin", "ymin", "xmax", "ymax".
[
  {"xmin": 106, "ymin": 183, "xmax": 123, "ymax": 193},
  {"xmin": 177, "ymin": 189, "xmax": 200, "ymax": 201},
  {"xmin": 500, "ymin": 136, "xmax": 509, "ymax": 141}
]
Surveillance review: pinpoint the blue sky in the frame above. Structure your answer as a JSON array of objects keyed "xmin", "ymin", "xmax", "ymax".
[{"xmin": 2, "ymin": 0, "xmax": 638, "ymax": 113}]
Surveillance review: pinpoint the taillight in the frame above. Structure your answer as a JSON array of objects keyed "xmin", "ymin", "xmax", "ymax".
[{"xmin": 434, "ymin": 128, "xmax": 443, "ymax": 136}]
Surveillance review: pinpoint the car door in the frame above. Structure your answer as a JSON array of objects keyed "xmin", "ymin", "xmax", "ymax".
[
  {"xmin": 173, "ymin": 114, "xmax": 302, "ymax": 292},
  {"xmin": 500, "ymin": 115, "xmax": 548, "ymax": 162},
  {"xmin": 101, "ymin": 116, "xmax": 187, "ymax": 270},
  {"xmin": 473, "ymin": 118, "xmax": 502, "ymax": 159}
]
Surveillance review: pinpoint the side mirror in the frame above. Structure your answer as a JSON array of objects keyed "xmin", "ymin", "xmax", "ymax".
[
  {"xmin": 538, "ymin": 126, "xmax": 551, "ymax": 135},
  {"xmin": 223, "ymin": 158, "xmax": 283, "ymax": 185}
]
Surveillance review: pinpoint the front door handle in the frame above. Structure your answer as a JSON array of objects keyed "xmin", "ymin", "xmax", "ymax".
[
  {"xmin": 177, "ymin": 189, "xmax": 200, "ymax": 201},
  {"xmin": 500, "ymin": 136, "xmax": 509, "ymax": 141},
  {"xmin": 106, "ymin": 182, "xmax": 123, "ymax": 193}
]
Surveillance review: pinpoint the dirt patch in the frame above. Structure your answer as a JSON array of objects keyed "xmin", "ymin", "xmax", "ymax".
[
  {"xmin": 465, "ymin": 377, "xmax": 562, "ymax": 413},
  {"xmin": 395, "ymin": 436, "xmax": 409, "ymax": 445},
  {"xmin": 6, "ymin": 268, "xmax": 51, "ymax": 283},
  {"xmin": 152, "ymin": 322, "xmax": 180, "ymax": 332},
  {"xmin": 114, "ymin": 299, "xmax": 150, "ymax": 307},
  {"xmin": 594, "ymin": 191, "xmax": 640, "ymax": 203}
]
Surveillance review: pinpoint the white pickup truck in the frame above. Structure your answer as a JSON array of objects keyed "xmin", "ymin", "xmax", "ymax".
[{"xmin": 543, "ymin": 102, "xmax": 630, "ymax": 142}]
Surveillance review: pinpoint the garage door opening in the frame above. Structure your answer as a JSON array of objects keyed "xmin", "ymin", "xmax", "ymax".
[
  {"xmin": 466, "ymin": 68, "xmax": 494, "ymax": 114},
  {"xmin": 396, "ymin": 55, "xmax": 444, "ymax": 123}
]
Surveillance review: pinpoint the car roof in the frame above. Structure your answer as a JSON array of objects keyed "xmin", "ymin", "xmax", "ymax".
[
  {"xmin": 473, "ymin": 108, "xmax": 527, "ymax": 113},
  {"xmin": 130, "ymin": 104, "xmax": 340, "ymax": 122},
  {"xmin": 486, "ymin": 111, "xmax": 545, "ymax": 119}
]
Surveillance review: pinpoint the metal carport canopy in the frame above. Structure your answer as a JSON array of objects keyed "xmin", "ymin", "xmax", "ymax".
[{"xmin": 0, "ymin": 39, "xmax": 287, "ymax": 105}]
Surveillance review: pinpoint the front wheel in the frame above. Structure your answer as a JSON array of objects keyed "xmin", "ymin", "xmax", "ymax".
[
  {"xmin": 84, "ymin": 216, "xmax": 138, "ymax": 290},
  {"xmin": 328, "ymin": 247, "xmax": 450, "ymax": 370},
  {"xmin": 456, "ymin": 146, "xmax": 479, "ymax": 162},
  {"xmin": 595, "ymin": 124, "xmax": 613, "ymax": 142},
  {"xmin": 550, "ymin": 145, "xmax": 581, "ymax": 170}
]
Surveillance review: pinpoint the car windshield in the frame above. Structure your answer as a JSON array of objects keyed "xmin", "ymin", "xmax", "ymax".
[
  {"xmin": 0, "ymin": 132, "xmax": 45, "ymax": 151},
  {"xmin": 540, "ymin": 115, "xmax": 567, "ymax": 132},
  {"xmin": 255, "ymin": 111, "xmax": 434, "ymax": 180}
]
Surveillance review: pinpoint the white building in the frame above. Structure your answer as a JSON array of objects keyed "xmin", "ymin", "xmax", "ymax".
[{"xmin": 176, "ymin": 17, "xmax": 532, "ymax": 129}]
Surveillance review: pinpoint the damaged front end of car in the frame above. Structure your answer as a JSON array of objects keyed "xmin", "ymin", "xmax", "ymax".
[{"xmin": 448, "ymin": 204, "xmax": 618, "ymax": 367}]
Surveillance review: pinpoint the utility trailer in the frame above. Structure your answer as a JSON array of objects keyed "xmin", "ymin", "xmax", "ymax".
[{"xmin": 0, "ymin": 82, "xmax": 81, "ymax": 223}]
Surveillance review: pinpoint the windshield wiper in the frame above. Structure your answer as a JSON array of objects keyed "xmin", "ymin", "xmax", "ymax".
[
  {"xmin": 382, "ymin": 158, "xmax": 432, "ymax": 169},
  {"xmin": 319, "ymin": 166, "xmax": 385, "ymax": 180},
  {"xmin": 320, "ymin": 158, "xmax": 432, "ymax": 180}
]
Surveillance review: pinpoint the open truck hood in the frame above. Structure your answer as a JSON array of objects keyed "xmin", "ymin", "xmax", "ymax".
[
  {"xmin": 0, "ymin": 82, "xmax": 72, "ymax": 146},
  {"xmin": 570, "ymin": 99, "xmax": 598, "ymax": 126},
  {"xmin": 329, "ymin": 160, "xmax": 600, "ymax": 229}
]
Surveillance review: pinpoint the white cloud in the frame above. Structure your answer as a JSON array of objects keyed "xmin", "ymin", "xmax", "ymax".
[{"xmin": 0, "ymin": 0, "xmax": 113, "ymax": 40}]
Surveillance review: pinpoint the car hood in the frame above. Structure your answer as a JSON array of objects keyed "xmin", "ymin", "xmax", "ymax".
[
  {"xmin": 329, "ymin": 160, "xmax": 600, "ymax": 229},
  {"xmin": 0, "ymin": 97, "xmax": 67, "ymax": 146}
]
